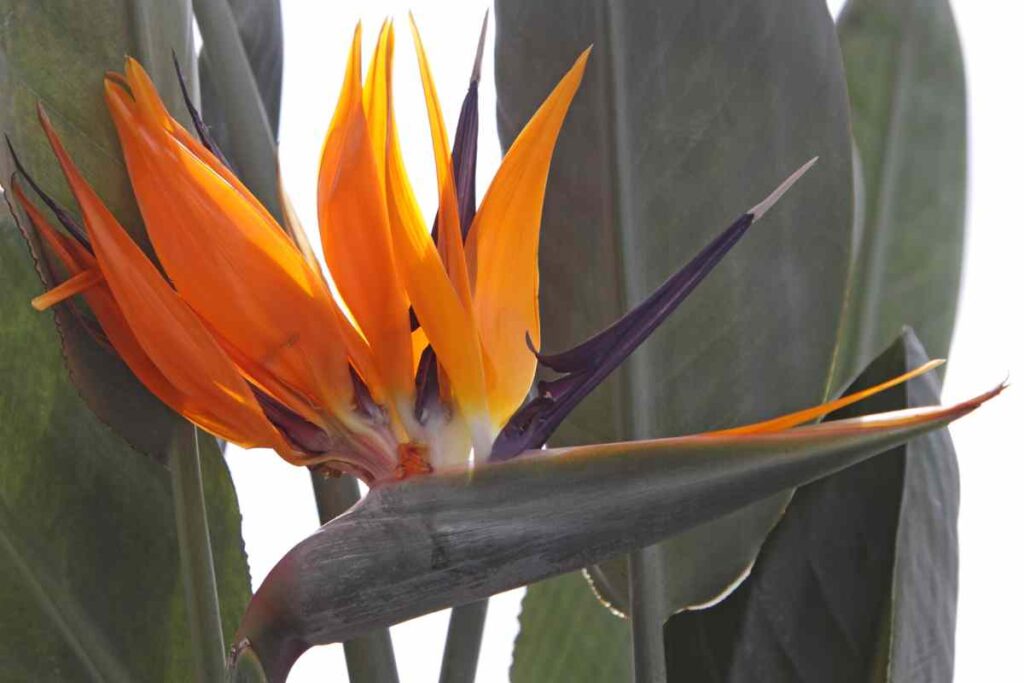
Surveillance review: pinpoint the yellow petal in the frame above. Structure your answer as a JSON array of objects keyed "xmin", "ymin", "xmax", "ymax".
[
  {"xmin": 707, "ymin": 360, "xmax": 947, "ymax": 436},
  {"xmin": 318, "ymin": 23, "xmax": 415, "ymax": 419},
  {"xmin": 408, "ymin": 15, "xmax": 474, "ymax": 312},
  {"xmin": 467, "ymin": 48, "xmax": 590, "ymax": 424},
  {"xmin": 33, "ymin": 113, "xmax": 294, "ymax": 456},
  {"xmin": 383, "ymin": 73, "xmax": 490, "ymax": 442}
]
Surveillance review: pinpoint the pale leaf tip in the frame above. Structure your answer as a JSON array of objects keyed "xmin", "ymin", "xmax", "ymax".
[
  {"xmin": 749, "ymin": 156, "xmax": 818, "ymax": 222},
  {"xmin": 471, "ymin": 9, "xmax": 489, "ymax": 84}
]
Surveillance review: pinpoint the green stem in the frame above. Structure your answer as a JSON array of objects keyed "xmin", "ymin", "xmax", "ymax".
[
  {"xmin": 310, "ymin": 473, "xmax": 400, "ymax": 683},
  {"xmin": 169, "ymin": 423, "xmax": 225, "ymax": 682},
  {"xmin": 438, "ymin": 600, "xmax": 488, "ymax": 683},
  {"xmin": 627, "ymin": 546, "xmax": 667, "ymax": 683}
]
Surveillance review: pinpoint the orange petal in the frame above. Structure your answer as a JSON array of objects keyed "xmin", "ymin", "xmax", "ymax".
[
  {"xmin": 383, "ymin": 72, "xmax": 491, "ymax": 446},
  {"xmin": 117, "ymin": 60, "xmax": 381, "ymax": 391},
  {"xmin": 708, "ymin": 360, "xmax": 947, "ymax": 436},
  {"xmin": 31, "ymin": 268, "xmax": 103, "ymax": 311},
  {"xmin": 12, "ymin": 181, "xmax": 94, "ymax": 271},
  {"xmin": 466, "ymin": 49, "xmax": 590, "ymax": 424},
  {"xmin": 362, "ymin": 20, "xmax": 393, "ymax": 184},
  {"xmin": 118, "ymin": 59, "xmax": 288, "ymax": 244},
  {"xmin": 16, "ymin": 181, "xmax": 194, "ymax": 414},
  {"xmin": 409, "ymin": 16, "xmax": 474, "ymax": 313},
  {"xmin": 318, "ymin": 23, "xmax": 415, "ymax": 420},
  {"xmin": 104, "ymin": 75, "xmax": 375, "ymax": 418},
  {"xmin": 28, "ymin": 122, "xmax": 294, "ymax": 455}
]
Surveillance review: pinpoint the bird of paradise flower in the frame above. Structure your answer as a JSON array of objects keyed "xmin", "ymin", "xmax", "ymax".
[{"xmin": 8, "ymin": 17, "xmax": 999, "ymax": 492}]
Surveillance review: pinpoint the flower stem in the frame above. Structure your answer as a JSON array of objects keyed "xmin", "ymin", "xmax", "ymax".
[
  {"xmin": 169, "ymin": 423, "xmax": 225, "ymax": 682},
  {"xmin": 309, "ymin": 473, "xmax": 400, "ymax": 683},
  {"xmin": 438, "ymin": 600, "xmax": 488, "ymax": 683},
  {"xmin": 628, "ymin": 546, "xmax": 667, "ymax": 683}
]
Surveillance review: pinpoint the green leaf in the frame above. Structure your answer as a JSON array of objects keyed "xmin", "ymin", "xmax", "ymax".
[
  {"xmin": 198, "ymin": 0, "xmax": 283, "ymax": 147},
  {"xmin": 229, "ymin": 392, "xmax": 993, "ymax": 681},
  {"xmin": 0, "ymin": 2, "xmax": 250, "ymax": 679},
  {"xmin": 0, "ymin": 214, "xmax": 250, "ymax": 680},
  {"xmin": 192, "ymin": 0, "xmax": 281, "ymax": 219},
  {"xmin": 0, "ymin": 0, "xmax": 197, "ymax": 458},
  {"xmin": 511, "ymin": 572, "xmax": 631, "ymax": 683},
  {"xmin": 495, "ymin": 0, "xmax": 853, "ymax": 645},
  {"xmin": 662, "ymin": 328, "xmax": 957, "ymax": 681},
  {"xmin": 834, "ymin": 0, "xmax": 967, "ymax": 381}
]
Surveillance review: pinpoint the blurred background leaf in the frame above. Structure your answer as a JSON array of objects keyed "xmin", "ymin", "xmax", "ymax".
[
  {"xmin": 497, "ymin": 0, "xmax": 854, "ymax": 671},
  {"xmin": 511, "ymin": 573, "xmax": 630, "ymax": 683},
  {"xmin": 198, "ymin": 0, "xmax": 283, "ymax": 154},
  {"xmin": 192, "ymin": 0, "xmax": 282, "ymax": 219},
  {"xmin": 663, "ymin": 329, "xmax": 958, "ymax": 682},
  {"xmin": 834, "ymin": 0, "xmax": 967, "ymax": 382},
  {"xmin": 0, "ymin": 1, "xmax": 250, "ymax": 679}
]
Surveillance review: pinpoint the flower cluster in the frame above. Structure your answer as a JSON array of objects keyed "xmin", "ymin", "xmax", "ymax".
[{"xmin": 12, "ymin": 20, "xmax": 945, "ymax": 484}]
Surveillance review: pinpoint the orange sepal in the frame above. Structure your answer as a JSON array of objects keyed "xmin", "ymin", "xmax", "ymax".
[
  {"xmin": 408, "ymin": 15, "xmax": 475, "ymax": 313},
  {"xmin": 466, "ymin": 48, "xmax": 590, "ymax": 425},
  {"xmin": 104, "ymin": 74, "xmax": 376, "ymax": 417},
  {"xmin": 31, "ymin": 268, "xmax": 103, "ymax": 311},
  {"xmin": 362, "ymin": 20, "xmax": 393, "ymax": 185},
  {"xmin": 708, "ymin": 360, "xmax": 948, "ymax": 436},
  {"xmin": 317, "ymin": 23, "xmax": 414, "ymax": 419},
  {"xmin": 14, "ymin": 180, "xmax": 197, "ymax": 428},
  {"xmin": 382, "ymin": 38, "xmax": 490, "ymax": 435},
  {"xmin": 35, "ymin": 107, "xmax": 295, "ymax": 457}
]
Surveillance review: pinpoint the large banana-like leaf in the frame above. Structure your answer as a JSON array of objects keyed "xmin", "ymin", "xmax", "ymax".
[
  {"xmin": 228, "ymin": 392, "xmax": 997, "ymax": 682},
  {"xmin": 0, "ymin": 2, "xmax": 250, "ymax": 679},
  {"xmin": 834, "ymin": 0, "xmax": 967, "ymax": 382},
  {"xmin": 663, "ymin": 329, "xmax": 958, "ymax": 682},
  {"xmin": 0, "ymin": 239, "xmax": 250, "ymax": 678},
  {"xmin": 495, "ymin": 0, "xmax": 854, "ymax": 636}
]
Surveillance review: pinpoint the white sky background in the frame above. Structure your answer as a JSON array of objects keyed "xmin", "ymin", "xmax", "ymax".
[{"xmin": 224, "ymin": 0, "xmax": 1024, "ymax": 680}]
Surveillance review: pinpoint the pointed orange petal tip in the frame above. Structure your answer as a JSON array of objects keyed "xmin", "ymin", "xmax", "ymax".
[
  {"xmin": 31, "ymin": 269, "xmax": 104, "ymax": 311},
  {"xmin": 813, "ymin": 380, "xmax": 1006, "ymax": 434},
  {"xmin": 711, "ymin": 359, "xmax": 948, "ymax": 437}
]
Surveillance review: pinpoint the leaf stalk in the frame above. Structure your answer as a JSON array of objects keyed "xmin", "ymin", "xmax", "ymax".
[
  {"xmin": 169, "ymin": 422, "xmax": 225, "ymax": 682},
  {"xmin": 310, "ymin": 473, "xmax": 401, "ymax": 683},
  {"xmin": 438, "ymin": 600, "xmax": 489, "ymax": 683}
]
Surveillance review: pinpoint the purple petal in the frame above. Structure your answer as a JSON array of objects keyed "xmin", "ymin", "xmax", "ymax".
[
  {"xmin": 414, "ymin": 346, "xmax": 441, "ymax": 424},
  {"xmin": 490, "ymin": 159, "xmax": 818, "ymax": 461},
  {"xmin": 173, "ymin": 53, "xmax": 234, "ymax": 172},
  {"xmin": 252, "ymin": 386, "xmax": 332, "ymax": 454},
  {"xmin": 6, "ymin": 137, "xmax": 91, "ymax": 250}
]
